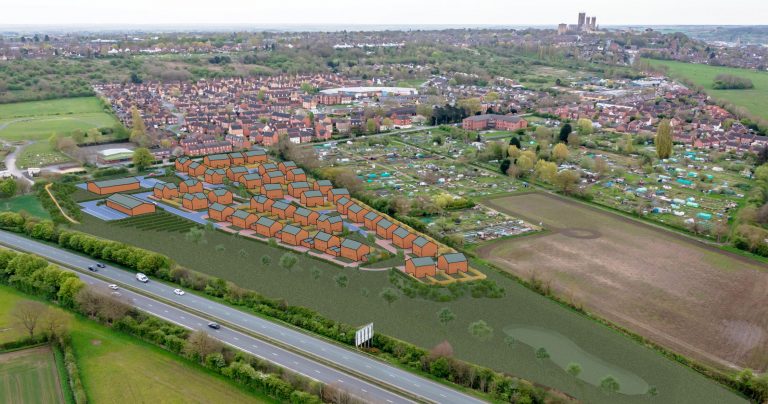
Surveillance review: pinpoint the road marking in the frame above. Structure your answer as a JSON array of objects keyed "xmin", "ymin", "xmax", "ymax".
[
  {"xmin": 233, "ymin": 337, "xmax": 239, "ymax": 341},
  {"xmin": 299, "ymin": 339, "xmax": 306, "ymax": 343},
  {"xmin": 389, "ymin": 374, "xmax": 395, "ymax": 378},
  {"xmin": 386, "ymin": 400, "xmax": 393, "ymax": 403},
  {"xmin": 342, "ymin": 355, "xmax": 349, "ymax": 360},
  {"xmin": 314, "ymin": 370, "xmax": 321, "ymax": 374},
  {"xmin": 164, "ymin": 310, "xmax": 169, "ymax": 313},
  {"xmin": 271, "ymin": 352, "xmax": 278, "ymax": 356},
  {"xmin": 252, "ymin": 345, "xmax": 259, "ymax": 348},
  {"xmin": 337, "ymin": 379, "xmax": 344, "ymax": 383},
  {"xmin": 147, "ymin": 303, "xmax": 153, "ymax": 307},
  {"xmin": 180, "ymin": 316, "xmax": 185, "ymax": 320},
  {"xmin": 440, "ymin": 394, "xmax": 447, "ymax": 398},
  {"xmin": 197, "ymin": 323, "xmax": 203, "ymax": 326},
  {"xmin": 293, "ymin": 361, "xmax": 298, "ymax": 365},
  {"xmin": 361, "ymin": 389, "xmax": 367, "ymax": 393}
]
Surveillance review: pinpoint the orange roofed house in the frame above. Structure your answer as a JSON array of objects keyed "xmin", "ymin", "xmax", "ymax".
[
  {"xmin": 87, "ymin": 177, "xmax": 140, "ymax": 195},
  {"xmin": 106, "ymin": 193, "xmax": 155, "ymax": 216},
  {"xmin": 405, "ymin": 257, "xmax": 436, "ymax": 278},
  {"xmin": 153, "ymin": 182, "xmax": 178, "ymax": 199},
  {"xmin": 437, "ymin": 253, "xmax": 469, "ymax": 274}
]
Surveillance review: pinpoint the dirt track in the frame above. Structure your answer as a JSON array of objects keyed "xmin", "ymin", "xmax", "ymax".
[{"xmin": 477, "ymin": 192, "xmax": 768, "ymax": 371}]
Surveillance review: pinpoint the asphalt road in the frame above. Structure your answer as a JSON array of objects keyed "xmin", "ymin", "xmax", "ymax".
[{"xmin": 0, "ymin": 230, "xmax": 485, "ymax": 404}]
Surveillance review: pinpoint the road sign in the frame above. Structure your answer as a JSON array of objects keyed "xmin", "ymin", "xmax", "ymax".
[{"xmin": 355, "ymin": 323, "xmax": 374, "ymax": 347}]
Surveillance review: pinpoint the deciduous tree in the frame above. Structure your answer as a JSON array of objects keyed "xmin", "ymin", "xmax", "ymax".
[
  {"xmin": 655, "ymin": 119, "xmax": 672, "ymax": 159},
  {"xmin": 11, "ymin": 300, "xmax": 46, "ymax": 339}
]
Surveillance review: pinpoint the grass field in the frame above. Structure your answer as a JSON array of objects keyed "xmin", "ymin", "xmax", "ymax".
[
  {"xmin": 0, "ymin": 97, "xmax": 118, "ymax": 142},
  {"xmin": 645, "ymin": 58, "xmax": 768, "ymax": 121},
  {"xmin": 0, "ymin": 195, "xmax": 50, "ymax": 219},
  {"xmin": 477, "ymin": 192, "xmax": 768, "ymax": 371},
  {"xmin": 0, "ymin": 346, "xmax": 65, "ymax": 404},
  {"xmin": 73, "ymin": 214, "xmax": 747, "ymax": 404},
  {"xmin": 0, "ymin": 285, "xmax": 270, "ymax": 404}
]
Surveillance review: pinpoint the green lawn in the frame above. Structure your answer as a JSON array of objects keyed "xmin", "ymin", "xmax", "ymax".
[
  {"xmin": 0, "ymin": 98, "xmax": 108, "ymax": 120},
  {"xmin": 0, "ymin": 195, "xmax": 51, "ymax": 219},
  {"xmin": 0, "ymin": 97, "xmax": 119, "ymax": 142},
  {"xmin": 645, "ymin": 58, "xmax": 768, "ymax": 121},
  {"xmin": 73, "ymin": 214, "xmax": 747, "ymax": 404},
  {"xmin": 0, "ymin": 285, "xmax": 270, "ymax": 404},
  {"xmin": 0, "ymin": 346, "xmax": 64, "ymax": 404},
  {"xmin": 15, "ymin": 142, "xmax": 72, "ymax": 169}
]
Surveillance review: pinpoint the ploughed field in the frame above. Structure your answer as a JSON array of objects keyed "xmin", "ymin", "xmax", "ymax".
[
  {"xmin": 0, "ymin": 346, "xmax": 64, "ymax": 404},
  {"xmin": 478, "ymin": 192, "xmax": 768, "ymax": 371}
]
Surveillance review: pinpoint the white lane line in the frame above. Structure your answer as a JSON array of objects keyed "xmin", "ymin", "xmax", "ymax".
[
  {"xmin": 292, "ymin": 361, "xmax": 298, "ymax": 365},
  {"xmin": 440, "ymin": 394, "xmax": 447, "ymax": 398},
  {"xmin": 233, "ymin": 337, "xmax": 239, "ymax": 341},
  {"xmin": 314, "ymin": 370, "xmax": 321, "ymax": 374},
  {"xmin": 337, "ymin": 379, "xmax": 344, "ymax": 383},
  {"xmin": 271, "ymin": 352, "xmax": 278, "ymax": 356},
  {"xmin": 252, "ymin": 345, "xmax": 259, "ymax": 349},
  {"xmin": 361, "ymin": 389, "xmax": 368, "ymax": 393},
  {"xmin": 180, "ymin": 316, "xmax": 185, "ymax": 320}
]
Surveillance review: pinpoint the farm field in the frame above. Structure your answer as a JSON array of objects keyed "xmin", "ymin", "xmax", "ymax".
[
  {"xmin": 0, "ymin": 97, "xmax": 118, "ymax": 142},
  {"xmin": 645, "ymin": 58, "xmax": 768, "ymax": 121},
  {"xmin": 0, "ymin": 285, "xmax": 269, "ymax": 404},
  {"xmin": 0, "ymin": 345, "xmax": 64, "ymax": 404},
  {"xmin": 477, "ymin": 192, "xmax": 768, "ymax": 371},
  {"xmin": 0, "ymin": 195, "xmax": 51, "ymax": 219},
  {"xmin": 73, "ymin": 214, "xmax": 746, "ymax": 404}
]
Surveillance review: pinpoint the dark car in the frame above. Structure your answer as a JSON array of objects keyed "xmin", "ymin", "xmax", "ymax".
[
  {"xmin": 96, "ymin": 263, "xmax": 106, "ymax": 268},
  {"xmin": 207, "ymin": 322, "xmax": 221, "ymax": 330},
  {"xmin": 87, "ymin": 265, "xmax": 97, "ymax": 272}
]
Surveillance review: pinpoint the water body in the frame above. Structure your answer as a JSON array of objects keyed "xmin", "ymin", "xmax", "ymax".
[{"xmin": 504, "ymin": 325, "xmax": 650, "ymax": 395}]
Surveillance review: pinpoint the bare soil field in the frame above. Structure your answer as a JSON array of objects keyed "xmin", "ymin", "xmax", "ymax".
[{"xmin": 477, "ymin": 192, "xmax": 768, "ymax": 371}]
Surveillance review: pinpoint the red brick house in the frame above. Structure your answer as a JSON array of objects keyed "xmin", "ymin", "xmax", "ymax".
[
  {"xmin": 405, "ymin": 257, "xmax": 436, "ymax": 278},
  {"xmin": 310, "ymin": 231, "xmax": 340, "ymax": 252},
  {"xmin": 346, "ymin": 204, "xmax": 368, "ymax": 223},
  {"xmin": 187, "ymin": 162, "xmax": 207, "ymax": 177},
  {"xmin": 229, "ymin": 152, "xmax": 245, "ymax": 165},
  {"xmin": 300, "ymin": 190, "xmax": 324, "ymax": 207},
  {"xmin": 328, "ymin": 188, "xmax": 350, "ymax": 203},
  {"xmin": 437, "ymin": 253, "xmax": 469, "ymax": 274},
  {"xmin": 278, "ymin": 161, "xmax": 297, "ymax": 174},
  {"xmin": 226, "ymin": 166, "xmax": 249, "ymax": 182},
  {"xmin": 263, "ymin": 170, "xmax": 286, "ymax": 185},
  {"xmin": 254, "ymin": 216, "xmax": 283, "ymax": 237},
  {"xmin": 392, "ymin": 227, "xmax": 417, "ymax": 249},
  {"xmin": 262, "ymin": 184, "xmax": 284, "ymax": 199},
  {"xmin": 286, "ymin": 168, "xmax": 307, "ymax": 182},
  {"xmin": 293, "ymin": 207, "xmax": 320, "ymax": 226},
  {"xmin": 287, "ymin": 181, "xmax": 311, "ymax": 198},
  {"xmin": 340, "ymin": 239, "xmax": 370, "ymax": 262},
  {"xmin": 182, "ymin": 192, "xmax": 209, "ymax": 210},
  {"xmin": 258, "ymin": 163, "xmax": 279, "ymax": 175},
  {"xmin": 363, "ymin": 211, "xmax": 382, "ymax": 230},
  {"xmin": 204, "ymin": 168, "xmax": 226, "ymax": 184},
  {"xmin": 179, "ymin": 179, "xmax": 203, "ymax": 194},
  {"xmin": 240, "ymin": 173, "xmax": 262, "ymax": 188},
  {"xmin": 153, "ymin": 182, "xmax": 178, "ymax": 199},
  {"xmin": 231, "ymin": 210, "xmax": 258, "ymax": 229},
  {"xmin": 243, "ymin": 149, "xmax": 268, "ymax": 164},
  {"xmin": 250, "ymin": 195, "xmax": 275, "ymax": 213},
  {"xmin": 208, "ymin": 203, "xmax": 235, "ymax": 222},
  {"xmin": 207, "ymin": 188, "xmax": 233, "ymax": 205},
  {"xmin": 462, "ymin": 114, "xmax": 527, "ymax": 131},
  {"xmin": 204, "ymin": 153, "xmax": 231, "ymax": 168},
  {"xmin": 313, "ymin": 180, "xmax": 333, "ymax": 195},
  {"xmin": 271, "ymin": 200, "xmax": 297, "ymax": 220},
  {"xmin": 412, "ymin": 236, "xmax": 438, "ymax": 257},
  {"xmin": 175, "ymin": 156, "xmax": 192, "ymax": 173},
  {"xmin": 335, "ymin": 197, "xmax": 354, "ymax": 215},
  {"xmin": 375, "ymin": 218, "xmax": 398, "ymax": 240},
  {"xmin": 317, "ymin": 214, "xmax": 343, "ymax": 234},
  {"xmin": 280, "ymin": 224, "xmax": 309, "ymax": 246}
]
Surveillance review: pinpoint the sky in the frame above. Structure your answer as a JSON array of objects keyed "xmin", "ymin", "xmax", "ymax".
[{"xmin": 0, "ymin": 0, "xmax": 766, "ymax": 27}]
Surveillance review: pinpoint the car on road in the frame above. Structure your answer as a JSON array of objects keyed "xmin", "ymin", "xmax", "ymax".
[
  {"xmin": 87, "ymin": 265, "xmax": 97, "ymax": 272},
  {"xmin": 207, "ymin": 322, "xmax": 221, "ymax": 330},
  {"xmin": 108, "ymin": 284, "xmax": 119, "ymax": 290},
  {"xmin": 136, "ymin": 273, "xmax": 149, "ymax": 283},
  {"xmin": 173, "ymin": 289, "xmax": 185, "ymax": 296},
  {"xmin": 96, "ymin": 263, "xmax": 106, "ymax": 268}
]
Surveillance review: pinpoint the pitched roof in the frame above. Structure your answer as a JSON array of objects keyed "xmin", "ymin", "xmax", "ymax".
[
  {"xmin": 106, "ymin": 193, "xmax": 147, "ymax": 209},
  {"xmin": 232, "ymin": 210, "xmax": 253, "ymax": 219},
  {"xmin": 409, "ymin": 257, "xmax": 435, "ymax": 267},
  {"xmin": 341, "ymin": 238, "xmax": 363, "ymax": 249},
  {"xmin": 256, "ymin": 216, "xmax": 277, "ymax": 226},
  {"xmin": 302, "ymin": 190, "xmax": 323, "ymax": 198},
  {"xmin": 92, "ymin": 177, "xmax": 139, "ymax": 188},
  {"xmin": 393, "ymin": 227, "xmax": 410, "ymax": 238},
  {"xmin": 263, "ymin": 184, "xmax": 282, "ymax": 191},
  {"xmin": 282, "ymin": 225, "xmax": 303, "ymax": 235},
  {"xmin": 441, "ymin": 253, "xmax": 467, "ymax": 263},
  {"xmin": 413, "ymin": 236, "xmax": 431, "ymax": 247}
]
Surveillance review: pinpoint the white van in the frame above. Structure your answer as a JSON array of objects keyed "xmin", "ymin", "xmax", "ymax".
[{"xmin": 136, "ymin": 273, "xmax": 149, "ymax": 283}]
